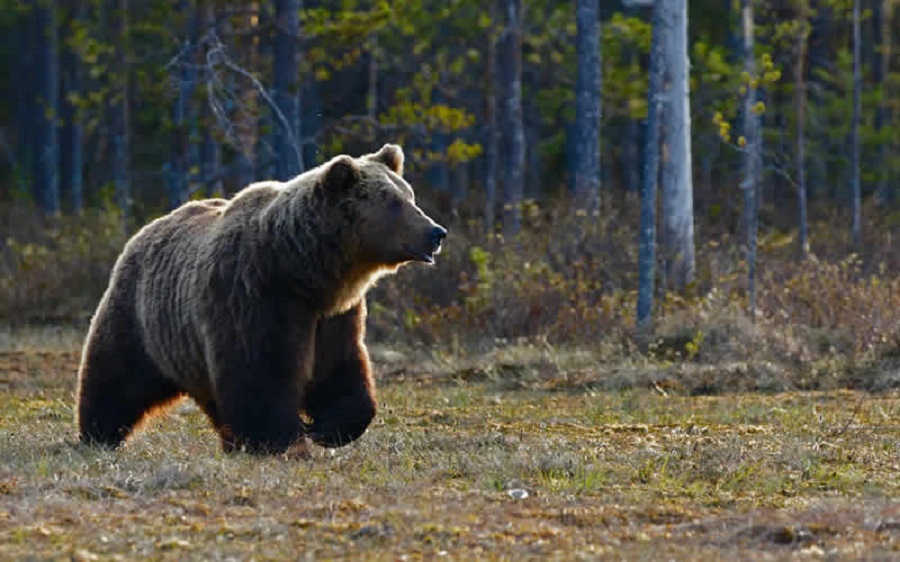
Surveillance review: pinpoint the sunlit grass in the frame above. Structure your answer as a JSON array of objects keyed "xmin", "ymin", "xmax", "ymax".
[{"xmin": 1, "ymin": 347, "xmax": 899, "ymax": 560}]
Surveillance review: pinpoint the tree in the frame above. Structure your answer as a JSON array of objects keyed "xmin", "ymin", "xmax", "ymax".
[
  {"xmin": 199, "ymin": 2, "xmax": 220, "ymax": 197},
  {"xmin": 850, "ymin": 0, "xmax": 861, "ymax": 247},
  {"xmin": 795, "ymin": 0, "xmax": 810, "ymax": 257},
  {"xmin": 502, "ymin": 0, "xmax": 524, "ymax": 237},
  {"xmin": 874, "ymin": 0, "xmax": 893, "ymax": 205},
  {"xmin": 660, "ymin": 0, "xmax": 695, "ymax": 291},
  {"xmin": 573, "ymin": 0, "xmax": 601, "ymax": 215},
  {"xmin": 741, "ymin": 0, "xmax": 760, "ymax": 319},
  {"xmin": 169, "ymin": 1, "xmax": 198, "ymax": 210},
  {"xmin": 483, "ymin": 7, "xmax": 499, "ymax": 234},
  {"xmin": 636, "ymin": 0, "xmax": 665, "ymax": 334},
  {"xmin": 34, "ymin": 0, "xmax": 60, "ymax": 215},
  {"xmin": 110, "ymin": 0, "xmax": 131, "ymax": 228},
  {"xmin": 273, "ymin": 0, "xmax": 303, "ymax": 180},
  {"xmin": 60, "ymin": 0, "xmax": 85, "ymax": 214}
]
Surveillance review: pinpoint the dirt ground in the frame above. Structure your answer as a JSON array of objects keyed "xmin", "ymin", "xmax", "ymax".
[{"xmin": 1, "ymin": 344, "xmax": 898, "ymax": 561}]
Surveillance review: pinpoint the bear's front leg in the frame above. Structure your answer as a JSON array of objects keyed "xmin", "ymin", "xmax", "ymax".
[
  {"xmin": 207, "ymin": 308, "xmax": 317, "ymax": 455},
  {"xmin": 304, "ymin": 301, "xmax": 377, "ymax": 448}
]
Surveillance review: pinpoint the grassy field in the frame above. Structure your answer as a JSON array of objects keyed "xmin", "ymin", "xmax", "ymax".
[{"xmin": 0, "ymin": 330, "xmax": 899, "ymax": 561}]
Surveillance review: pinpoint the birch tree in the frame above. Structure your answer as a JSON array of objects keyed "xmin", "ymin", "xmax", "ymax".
[
  {"xmin": 795, "ymin": 0, "xmax": 809, "ymax": 257},
  {"xmin": 484, "ymin": 9, "xmax": 499, "ymax": 234},
  {"xmin": 659, "ymin": 0, "xmax": 694, "ymax": 292},
  {"xmin": 502, "ymin": 0, "xmax": 524, "ymax": 237},
  {"xmin": 875, "ymin": 0, "xmax": 893, "ymax": 205},
  {"xmin": 573, "ymin": 0, "xmax": 601, "ymax": 216},
  {"xmin": 169, "ymin": 1, "xmax": 198, "ymax": 210},
  {"xmin": 636, "ymin": 0, "xmax": 665, "ymax": 334},
  {"xmin": 850, "ymin": 0, "xmax": 861, "ymax": 248},
  {"xmin": 741, "ymin": 0, "xmax": 760, "ymax": 318}
]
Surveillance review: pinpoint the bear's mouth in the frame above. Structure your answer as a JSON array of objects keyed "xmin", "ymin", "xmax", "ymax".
[{"xmin": 403, "ymin": 244, "xmax": 437, "ymax": 264}]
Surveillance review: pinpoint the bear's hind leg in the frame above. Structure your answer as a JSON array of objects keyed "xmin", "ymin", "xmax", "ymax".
[{"xmin": 77, "ymin": 323, "xmax": 182, "ymax": 448}]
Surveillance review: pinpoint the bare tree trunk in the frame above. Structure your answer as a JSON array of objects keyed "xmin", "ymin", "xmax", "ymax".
[
  {"xmin": 502, "ymin": 0, "xmax": 524, "ymax": 237},
  {"xmin": 34, "ymin": 0, "xmax": 60, "ymax": 216},
  {"xmin": 14, "ymin": 9, "xmax": 36, "ymax": 193},
  {"xmin": 573, "ymin": 0, "xmax": 601, "ymax": 216},
  {"xmin": 60, "ymin": 0, "xmax": 84, "ymax": 214},
  {"xmin": 169, "ymin": 0, "xmax": 197, "ymax": 209},
  {"xmin": 851, "ymin": 0, "xmax": 862, "ymax": 247},
  {"xmin": 876, "ymin": 0, "xmax": 893, "ymax": 205},
  {"xmin": 199, "ymin": 1, "xmax": 219, "ymax": 197},
  {"xmin": 255, "ymin": 3, "xmax": 272, "ymax": 178},
  {"xmin": 660, "ymin": 0, "xmax": 694, "ymax": 291},
  {"xmin": 795, "ymin": 0, "xmax": 809, "ymax": 257},
  {"xmin": 636, "ymin": 1, "xmax": 665, "ymax": 335},
  {"xmin": 273, "ymin": 0, "xmax": 303, "ymax": 180},
  {"xmin": 484, "ymin": 11, "xmax": 498, "ymax": 235},
  {"xmin": 741, "ymin": 0, "xmax": 760, "ymax": 319},
  {"xmin": 110, "ymin": 0, "xmax": 130, "ymax": 228}
]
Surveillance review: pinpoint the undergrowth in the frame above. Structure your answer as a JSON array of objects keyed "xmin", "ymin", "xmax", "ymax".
[{"xmin": 1, "ymin": 197, "xmax": 899, "ymax": 390}]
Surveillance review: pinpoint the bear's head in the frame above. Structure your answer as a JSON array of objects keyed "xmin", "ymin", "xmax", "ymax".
[{"xmin": 318, "ymin": 144, "xmax": 447, "ymax": 269}]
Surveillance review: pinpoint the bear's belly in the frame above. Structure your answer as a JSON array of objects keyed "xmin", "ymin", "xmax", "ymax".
[{"xmin": 135, "ymin": 265, "xmax": 212, "ymax": 397}]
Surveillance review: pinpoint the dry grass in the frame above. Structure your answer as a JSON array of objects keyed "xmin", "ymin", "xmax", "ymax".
[{"xmin": 1, "ymin": 339, "xmax": 899, "ymax": 561}]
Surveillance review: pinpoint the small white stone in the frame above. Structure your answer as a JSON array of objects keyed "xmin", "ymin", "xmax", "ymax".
[{"xmin": 507, "ymin": 488, "xmax": 529, "ymax": 500}]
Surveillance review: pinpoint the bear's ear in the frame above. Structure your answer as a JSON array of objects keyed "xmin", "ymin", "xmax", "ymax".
[
  {"xmin": 367, "ymin": 143, "xmax": 404, "ymax": 175},
  {"xmin": 321, "ymin": 155, "xmax": 360, "ymax": 195}
]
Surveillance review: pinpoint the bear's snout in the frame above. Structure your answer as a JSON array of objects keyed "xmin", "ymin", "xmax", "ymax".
[
  {"xmin": 402, "ymin": 222, "xmax": 447, "ymax": 264},
  {"xmin": 430, "ymin": 226, "xmax": 448, "ymax": 253}
]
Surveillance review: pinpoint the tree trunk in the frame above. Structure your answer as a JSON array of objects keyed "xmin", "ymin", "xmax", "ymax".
[
  {"xmin": 573, "ymin": 0, "xmax": 601, "ymax": 215},
  {"xmin": 876, "ymin": 0, "xmax": 893, "ymax": 205},
  {"xmin": 660, "ymin": 0, "xmax": 694, "ymax": 291},
  {"xmin": 273, "ymin": 0, "xmax": 302, "ymax": 180},
  {"xmin": 483, "ymin": 8, "xmax": 498, "ymax": 235},
  {"xmin": 741, "ymin": 0, "xmax": 759, "ymax": 319},
  {"xmin": 851, "ymin": 0, "xmax": 862, "ymax": 247},
  {"xmin": 255, "ymin": 3, "xmax": 272, "ymax": 178},
  {"xmin": 14, "ymin": 9, "xmax": 36, "ymax": 193},
  {"xmin": 795, "ymin": 0, "xmax": 809, "ymax": 257},
  {"xmin": 34, "ymin": 0, "xmax": 60, "ymax": 216},
  {"xmin": 169, "ymin": 0, "xmax": 197, "ymax": 210},
  {"xmin": 60, "ymin": 0, "xmax": 84, "ymax": 214},
  {"xmin": 636, "ymin": 1, "xmax": 665, "ymax": 334},
  {"xmin": 199, "ymin": 1, "xmax": 219, "ymax": 197},
  {"xmin": 109, "ymin": 0, "xmax": 130, "ymax": 228},
  {"xmin": 502, "ymin": 0, "xmax": 524, "ymax": 237}
]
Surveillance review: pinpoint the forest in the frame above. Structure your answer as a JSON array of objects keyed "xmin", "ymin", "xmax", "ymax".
[{"xmin": 0, "ymin": 1, "xmax": 899, "ymax": 560}]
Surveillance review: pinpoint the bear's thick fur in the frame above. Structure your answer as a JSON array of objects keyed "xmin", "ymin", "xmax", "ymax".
[{"xmin": 76, "ymin": 144, "xmax": 446, "ymax": 454}]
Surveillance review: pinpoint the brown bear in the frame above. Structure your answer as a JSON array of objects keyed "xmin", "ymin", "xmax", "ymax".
[{"xmin": 75, "ymin": 144, "xmax": 446, "ymax": 455}]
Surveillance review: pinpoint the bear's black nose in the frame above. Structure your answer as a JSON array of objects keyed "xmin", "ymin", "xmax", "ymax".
[{"xmin": 431, "ymin": 226, "xmax": 448, "ymax": 249}]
